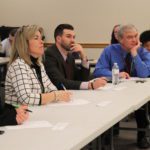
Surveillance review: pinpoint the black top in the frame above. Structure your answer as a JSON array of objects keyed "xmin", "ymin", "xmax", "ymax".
[
  {"xmin": 30, "ymin": 56, "xmax": 44, "ymax": 93},
  {"xmin": 0, "ymin": 81, "xmax": 17, "ymax": 126},
  {"xmin": 30, "ymin": 56, "xmax": 45, "ymax": 105},
  {"xmin": 0, "ymin": 103, "xmax": 17, "ymax": 126}
]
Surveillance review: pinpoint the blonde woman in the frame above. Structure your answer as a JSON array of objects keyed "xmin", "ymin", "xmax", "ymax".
[{"xmin": 5, "ymin": 25, "xmax": 71, "ymax": 105}]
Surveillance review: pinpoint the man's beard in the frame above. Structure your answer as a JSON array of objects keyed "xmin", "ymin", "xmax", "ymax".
[{"xmin": 61, "ymin": 43, "xmax": 72, "ymax": 52}]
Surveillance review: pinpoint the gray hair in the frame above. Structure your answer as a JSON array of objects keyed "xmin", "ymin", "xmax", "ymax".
[{"xmin": 117, "ymin": 24, "xmax": 138, "ymax": 40}]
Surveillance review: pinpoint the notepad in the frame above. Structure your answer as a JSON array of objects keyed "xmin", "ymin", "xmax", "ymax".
[
  {"xmin": 120, "ymin": 77, "xmax": 147, "ymax": 82},
  {"xmin": 97, "ymin": 101, "xmax": 112, "ymax": 107},
  {"xmin": 6, "ymin": 121, "xmax": 52, "ymax": 130},
  {"xmin": 98, "ymin": 85, "xmax": 113, "ymax": 91},
  {"xmin": 49, "ymin": 98, "xmax": 90, "ymax": 106},
  {"xmin": 113, "ymin": 86, "xmax": 127, "ymax": 91},
  {"xmin": 51, "ymin": 122, "xmax": 69, "ymax": 131},
  {"xmin": 98, "ymin": 85, "xmax": 126, "ymax": 91}
]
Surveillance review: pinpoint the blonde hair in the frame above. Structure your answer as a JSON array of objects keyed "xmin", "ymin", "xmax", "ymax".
[{"xmin": 9, "ymin": 25, "xmax": 44, "ymax": 66}]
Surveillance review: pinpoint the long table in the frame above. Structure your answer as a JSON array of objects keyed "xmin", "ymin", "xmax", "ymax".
[{"xmin": 0, "ymin": 78, "xmax": 150, "ymax": 150}]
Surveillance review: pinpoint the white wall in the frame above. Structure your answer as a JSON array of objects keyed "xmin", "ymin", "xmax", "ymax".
[{"xmin": 0, "ymin": 0, "xmax": 150, "ymax": 43}]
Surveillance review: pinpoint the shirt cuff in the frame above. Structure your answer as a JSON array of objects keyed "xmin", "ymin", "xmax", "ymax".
[
  {"xmin": 81, "ymin": 60, "xmax": 89, "ymax": 69},
  {"xmin": 80, "ymin": 82, "xmax": 89, "ymax": 90}
]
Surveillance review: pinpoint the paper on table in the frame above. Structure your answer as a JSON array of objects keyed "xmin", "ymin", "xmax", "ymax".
[
  {"xmin": 49, "ymin": 98, "xmax": 90, "ymax": 106},
  {"xmin": 6, "ymin": 121, "xmax": 52, "ymax": 130},
  {"xmin": 51, "ymin": 122, "xmax": 69, "ymax": 131},
  {"xmin": 98, "ymin": 85, "xmax": 113, "ymax": 91},
  {"xmin": 97, "ymin": 101, "xmax": 112, "ymax": 107},
  {"xmin": 113, "ymin": 86, "xmax": 127, "ymax": 91},
  {"xmin": 120, "ymin": 77, "xmax": 147, "ymax": 82},
  {"xmin": 98, "ymin": 85, "xmax": 126, "ymax": 91}
]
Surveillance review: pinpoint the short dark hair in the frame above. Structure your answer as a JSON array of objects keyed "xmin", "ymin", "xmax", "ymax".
[
  {"xmin": 54, "ymin": 24, "xmax": 74, "ymax": 40},
  {"xmin": 140, "ymin": 30, "xmax": 150, "ymax": 45}
]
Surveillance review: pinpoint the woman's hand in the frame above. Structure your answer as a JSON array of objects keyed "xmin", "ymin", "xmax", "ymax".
[
  {"xmin": 16, "ymin": 105, "xmax": 29, "ymax": 125},
  {"xmin": 55, "ymin": 91, "xmax": 72, "ymax": 102}
]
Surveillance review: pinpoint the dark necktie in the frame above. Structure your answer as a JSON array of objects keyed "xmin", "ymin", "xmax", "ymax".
[
  {"xmin": 125, "ymin": 53, "xmax": 132, "ymax": 74},
  {"xmin": 64, "ymin": 54, "xmax": 73, "ymax": 79},
  {"xmin": 66, "ymin": 54, "xmax": 70, "ymax": 64}
]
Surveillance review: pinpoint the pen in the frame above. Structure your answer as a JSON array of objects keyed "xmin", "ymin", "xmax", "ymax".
[
  {"xmin": 13, "ymin": 104, "xmax": 32, "ymax": 113},
  {"xmin": 25, "ymin": 109, "xmax": 33, "ymax": 113},
  {"xmin": 61, "ymin": 83, "xmax": 67, "ymax": 90}
]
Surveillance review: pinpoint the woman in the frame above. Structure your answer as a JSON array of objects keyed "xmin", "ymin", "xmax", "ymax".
[
  {"xmin": 110, "ymin": 24, "xmax": 120, "ymax": 44},
  {"xmin": 5, "ymin": 25, "xmax": 71, "ymax": 105}
]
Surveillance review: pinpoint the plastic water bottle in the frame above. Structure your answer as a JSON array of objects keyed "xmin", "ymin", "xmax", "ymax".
[{"xmin": 112, "ymin": 63, "xmax": 119, "ymax": 85}]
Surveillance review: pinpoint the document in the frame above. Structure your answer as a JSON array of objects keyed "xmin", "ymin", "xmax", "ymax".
[
  {"xmin": 51, "ymin": 122, "xmax": 69, "ymax": 131},
  {"xmin": 97, "ymin": 100, "xmax": 112, "ymax": 107},
  {"xmin": 6, "ymin": 121, "xmax": 52, "ymax": 130},
  {"xmin": 98, "ymin": 85, "xmax": 114, "ymax": 91},
  {"xmin": 120, "ymin": 77, "xmax": 147, "ymax": 82},
  {"xmin": 5, "ymin": 121, "xmax": 69, "ymax": 131},
  {"xmin": 49, "ymin": 98, "xmax": 90, "ymax": 106},
  {"xmin": 114, "ymin": 86, "xmax": 126, "ymax": 91},
  {"xmin": 98, "ymin": 85, "xmax": 126, "ymax": 91}
]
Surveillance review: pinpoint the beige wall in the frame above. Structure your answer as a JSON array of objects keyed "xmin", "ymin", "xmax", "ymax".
[
  {"xmin": 0, "ymin": 0, "xmax": 150, "ymax": 58},
  {"xmin": 84, "ymin": 48, "xmax": 103, "ymax": 59},
  {"xmin": 0, "ymin": 0, "xmax": 150, "ymax": 43}
]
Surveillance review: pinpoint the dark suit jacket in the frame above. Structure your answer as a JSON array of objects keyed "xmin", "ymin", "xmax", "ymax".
[{"xmin": 44, "ymin": 44, "xmax": 90, "ymax": 90}]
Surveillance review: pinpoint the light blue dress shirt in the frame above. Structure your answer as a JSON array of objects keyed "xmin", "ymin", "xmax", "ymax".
[{"xmin": 94, "ymin": 44, "xmax": 150, "ymax": 78}]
